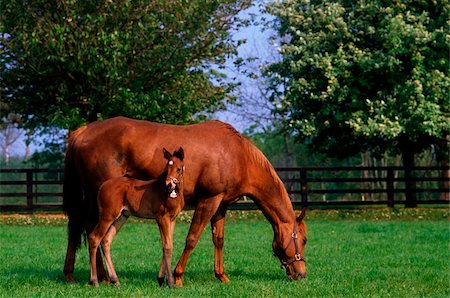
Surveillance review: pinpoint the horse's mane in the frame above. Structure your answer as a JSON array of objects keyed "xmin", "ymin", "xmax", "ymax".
[
  {"xmin": 244, "ymin": 138, "xmax": 286, "ymax": 191},
  {"xmin": 215, "ymin": 121, "xmax": 287, "ymax": 196}
]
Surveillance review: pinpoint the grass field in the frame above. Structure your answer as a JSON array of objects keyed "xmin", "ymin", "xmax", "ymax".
[{"xmin": 0, "ymin": 209, "xmax": 448, "ymax": 297}]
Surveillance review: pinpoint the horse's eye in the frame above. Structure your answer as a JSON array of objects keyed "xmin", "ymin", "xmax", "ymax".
[{"xmin": 303, "ymin": 238, "xmax": 307, "ymax": 245}]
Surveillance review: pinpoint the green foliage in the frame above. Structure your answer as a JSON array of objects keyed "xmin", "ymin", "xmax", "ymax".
[
  {"xmin": 266, "ymin": 0, "xmax": 449, "ymax": 158},
  {"xmin": 0, "ymin": 214, "xmax": 448, "ymax": 297},
  {"xmin": 1, "ymin": 0, "xmax": 251, "ymax": 131},
  {"xmin": 247, "ymin": 125, "xmax": 360, "ymax": 166}
]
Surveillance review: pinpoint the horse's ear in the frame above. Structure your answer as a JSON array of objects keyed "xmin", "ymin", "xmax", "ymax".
[
  {"xmin": 297, "ymin": 208, "xmax": 306, "ymax": 222},
  {"xmin": 163, "ymin": 147, "xmax": 172, "ymax": 160},
  {"xmin": 174, "ymin": 147, "xmax": 184, "ymax": 160}
]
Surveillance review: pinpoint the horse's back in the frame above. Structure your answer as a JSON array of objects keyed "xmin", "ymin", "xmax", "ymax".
[{"xmin": 70, "ymin": 117, "xmax": 258, "ymax": 200}]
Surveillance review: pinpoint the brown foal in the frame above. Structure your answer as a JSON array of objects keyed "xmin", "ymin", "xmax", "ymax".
[{"xmin": 88, "ymin": 147, "xmax": 185, "ymax": 287}]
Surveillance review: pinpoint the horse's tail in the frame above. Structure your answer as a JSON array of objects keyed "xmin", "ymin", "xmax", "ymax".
[{"xmin": 62, "ymin": 125, "xmax": 88, "ymax": 250}]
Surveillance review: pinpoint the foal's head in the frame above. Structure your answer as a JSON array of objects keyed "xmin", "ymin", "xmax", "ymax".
[{"xmin": 163, "ymin": 147, "xmax": 185, "ymax": 198}]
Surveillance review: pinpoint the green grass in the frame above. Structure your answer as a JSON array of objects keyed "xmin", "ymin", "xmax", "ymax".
[{"xmin": 0, "ymin": 209, "xmax": 448, "ymax": 297}]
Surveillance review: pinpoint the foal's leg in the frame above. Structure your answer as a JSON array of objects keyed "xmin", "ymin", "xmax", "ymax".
[
  {"xmin": 174, "ymin": 195, "xmax": 223, "ymax": 287},
  {"xmin": 88, "ymin": 219, "xmax": 114, "ymax": 287},
  {"xmin": 157, "ymin": 259, "xmax": 166, "ymax": 287},
  {"xmin": 157, "ymin": 216, "xmax": 175, "ymax": 287},
  {"xmin": 86, "ymin": 196, "xmax": 110, "ymax": 284},
  {"xmin": 101, "ymin": 214, "xmax": 128, "ymax": 287},
  {"xmin": 211, "ymin": 207, "xmax": 230, "ymax": 283}
]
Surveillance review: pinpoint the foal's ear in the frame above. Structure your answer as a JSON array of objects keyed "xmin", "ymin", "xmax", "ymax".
[
  {"xmin": 163, "ymin": 147, "xmax": 172, "ymax": 160},
  {"xmin": 174, "ymin": 147, "xmax": 184, "ymax": 161},
  {"xmin": 296, "ymin": 208, "xmax": 306, "ymax": 222}
]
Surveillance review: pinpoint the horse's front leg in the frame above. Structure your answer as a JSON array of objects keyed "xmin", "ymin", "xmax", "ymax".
[
  {"xmin": 157, "ymin": 216, "xmax": 175, "ymax": 287},
  {"xmin": 211, "ymin": 206, "xmax": 230, "ymax": 283},
  {"xmin": 174, "ymin": 195, "xmax": 223, "ymax": 287}
]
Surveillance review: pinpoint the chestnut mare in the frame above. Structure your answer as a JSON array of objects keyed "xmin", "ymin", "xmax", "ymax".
[
  {"xmin": 63, "ymin": 117, "xmax": 307, "ymax": 286},
  {"xmin": 88, "ymin": 147, "xmax": 185, "ymax": 288}
]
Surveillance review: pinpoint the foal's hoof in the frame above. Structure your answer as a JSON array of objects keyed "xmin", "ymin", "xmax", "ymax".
[
  {"xmin": 112, "ymin": 281, "xmax": 121, "ymax": 288},
  {"xmin": 89, "ymin": 280, "xmax": 99, "ymax": 288},
  {"xmin": 166, "ymin": 278, "xmax": 175, "ymax": 288},
  {"xmin": 157, "ymin": 277, "xmax": 165, "ymax": 287}
]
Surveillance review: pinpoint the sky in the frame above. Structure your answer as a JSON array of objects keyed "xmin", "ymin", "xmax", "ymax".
[{"xmin": 213, "ymin": 3, "xmax": 278, "ymax": 132}]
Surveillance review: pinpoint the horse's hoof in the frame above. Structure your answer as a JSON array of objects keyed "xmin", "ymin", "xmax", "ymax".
[
  {"xmin": 157, "ymin": 277, "xmax": 165, "ymax": 287},
  {"xmin": 216, "ymin": 273, "xmax": 230, "ymax": 283},
  {"xmin": 65, "ymin": 273, "xmax": 75, "ymax": 283},
  {"xmin": 174, "ymin": 277, "xmax": 183, "ymax": 287}
]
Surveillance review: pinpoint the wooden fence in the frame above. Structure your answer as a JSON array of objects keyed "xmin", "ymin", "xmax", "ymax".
[{"xmin": 0, "ymin": 167, "xmax": 448, "ymax": 213}]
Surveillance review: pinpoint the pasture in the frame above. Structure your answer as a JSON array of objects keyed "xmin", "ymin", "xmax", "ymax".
[{"xmin": 0, "ymin": 209, "xmax": 448, "ymax": 297}]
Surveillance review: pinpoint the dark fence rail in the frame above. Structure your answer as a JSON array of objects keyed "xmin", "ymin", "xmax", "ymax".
[{"xmin": 0, "ymin": 167, "xmax": 448, "ymax": 213}]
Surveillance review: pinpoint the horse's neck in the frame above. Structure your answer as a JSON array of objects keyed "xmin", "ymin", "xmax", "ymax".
[{"xmin": 248, "ymin": 170, "xmax": 296, "ymax": 241}]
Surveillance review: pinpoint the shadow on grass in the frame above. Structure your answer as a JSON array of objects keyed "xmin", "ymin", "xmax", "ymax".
[{"xmin": 3, "ymin": 264, "xmax": 287, "ymax": 288}]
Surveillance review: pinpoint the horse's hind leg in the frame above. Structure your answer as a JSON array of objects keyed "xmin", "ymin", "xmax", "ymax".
[
  {"xmin": 101, "ymin": 214, "xmax": 128, "ymax": 287},
  {"xmin": 211, "ymin": 206, "xmax": 230, "ymax": 283},
  {"xmin": 63, "ymin": 236, "xmax": 77, "ymax": 283}
]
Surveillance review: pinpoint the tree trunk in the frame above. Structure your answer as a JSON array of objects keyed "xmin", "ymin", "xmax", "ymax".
[{"xmin": 401, "ymin": 145, "xmax": 417, "ymax": 208}]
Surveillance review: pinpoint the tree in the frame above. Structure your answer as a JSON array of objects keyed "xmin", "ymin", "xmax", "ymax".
[
  {"xmin": 266, "ymin": 0, "xmax": 449, "ymax": 206},
  {"xmin": 1, "ymin": 0, "xmax": 251, "ymax": 133}
]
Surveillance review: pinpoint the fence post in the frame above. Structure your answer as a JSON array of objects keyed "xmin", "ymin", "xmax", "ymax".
[
  {"xmin": 387, "ymin": 168, "xmax": 394, "ymax": 208},
  {"xmin": 26, "ymin": 170, "xmax": 34, "ymax": 214},
  {"xmin": 300, "ymin": 169, "xmax": 308, "ymax": 207}
]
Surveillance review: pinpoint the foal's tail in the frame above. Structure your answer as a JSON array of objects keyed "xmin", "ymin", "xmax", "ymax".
[{"xmin": 62, "ymin": 126, "xmax": 87, "ymax": 250}]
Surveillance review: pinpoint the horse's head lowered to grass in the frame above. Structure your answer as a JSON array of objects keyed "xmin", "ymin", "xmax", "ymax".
[{"xmin": 273, "ymin": 208, "xmax": 307, "ymax": 280}]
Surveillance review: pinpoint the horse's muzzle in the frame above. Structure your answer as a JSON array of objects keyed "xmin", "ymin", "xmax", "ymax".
[{"xmin": 289, "ymin": 271, "xmax": 307, "ymax": 280}]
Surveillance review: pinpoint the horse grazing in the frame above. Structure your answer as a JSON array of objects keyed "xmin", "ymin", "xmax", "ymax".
[
  {"xmin": 88, "ymin": 147, "xmax": 185, "ymax": 287},
  {"xmin": 63, "ymin": 117, "xmax": 307, "ymax": 286}
]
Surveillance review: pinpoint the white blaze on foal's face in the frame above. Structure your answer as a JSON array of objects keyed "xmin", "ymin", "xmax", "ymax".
[{"xmin": 166, "ymin": 159, "xmax": 179, "ymax": 198}]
